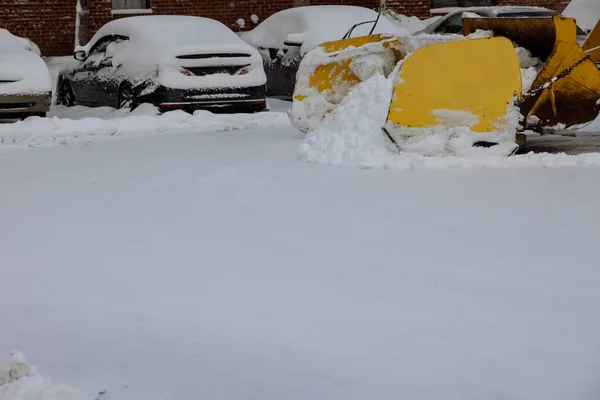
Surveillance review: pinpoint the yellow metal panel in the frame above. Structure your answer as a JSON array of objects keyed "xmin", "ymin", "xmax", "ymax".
[
  {"xmin": 583, "ymin": 19, "xmax": 600, "ymax": 63},
  {"xmin": 386, "ymin": 37, "xmax": 521, "ymax": 133},
  {"xmin": 290, "ymin": 34, "xmax": 404, "ymax": 132}
]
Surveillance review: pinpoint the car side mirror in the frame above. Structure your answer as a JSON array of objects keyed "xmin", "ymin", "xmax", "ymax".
[{"xmin": 74, "ymin": 50, "xmax": 87, "ymax": 61}]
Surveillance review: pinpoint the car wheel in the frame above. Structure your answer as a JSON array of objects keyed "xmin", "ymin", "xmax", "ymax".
[
  {"xmin": 117, "ymin": 82, "xmax": 137, "ymax": 111},
  {"xmin": 57, "ymin": 79, "xmax": 75, "ymax": 107}
]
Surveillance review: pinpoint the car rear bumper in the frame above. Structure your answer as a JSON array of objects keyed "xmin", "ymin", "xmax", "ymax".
[
  {"xmin": 152, "ymin": 85, "xmax": 267, "ymax": 113},
  {"xmin": 0, "ymin": 92, "xmax": 51, "ymax": 119}
]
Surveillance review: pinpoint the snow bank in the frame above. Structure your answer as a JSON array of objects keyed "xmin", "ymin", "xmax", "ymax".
[
  {"xmin": 563, "ymin": 0, "xmax": 600, "ymax": 32},
  {"xmin": 300, "ymin": 74, "xmax": 600, "ymax": 170},
  {"xmin": 0, "ymin": 106, "xmax": 288, "ymax": 148},
  {"xmin": 0, "ymin": 352, "xmax": 83, "ymax": 400}
]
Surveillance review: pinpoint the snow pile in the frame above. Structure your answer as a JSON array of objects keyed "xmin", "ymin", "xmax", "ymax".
[
  {"xmin": 300, "ymin": 73, "xmax": 600, "ymax": 169},
  {"xmin": 0, "ymin": 106, "xmax": 288, "ymax": 148},
  {"xmin": 301, "ymin": 73, "xmax": 396, "ymax": 168},
  {"xmin": 563, "ymin": 0, "xmax": 600, "ymax": 32},
  {"xmin": 516, "ymin": 46, "xmax": 542, "ymax": 93},
  {"xmin": 0, "ymin": 352, "xmax": 83, "ymax": 400}
]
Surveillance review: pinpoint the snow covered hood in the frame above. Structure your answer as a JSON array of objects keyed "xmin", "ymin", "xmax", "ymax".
[
  {"xmin": 79, "ymin": 16, "xmax": 261, "ymax": 65},
  {"xmin": 0, "ymin": 29, "xmax": 52, "ymax": 95},
  {"xmin": 241, "ymin": 6, "xmax": 408, "ymax": 55},
  {"xmin": 563, "ymin": 0, "xmax": 600, "ymax": 32}
]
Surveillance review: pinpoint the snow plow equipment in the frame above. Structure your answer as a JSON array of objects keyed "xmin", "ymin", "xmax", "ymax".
[
  {"xmin": 289, "ymin": 34, "xmax": 404, "ymax": 133},
  {"xmin": 383, "ymin": 37, "xmax": 521, "ymax": 142},
  {"xmin": 464, "ymin": 15, "xmax": 600, "ymax": 131}
]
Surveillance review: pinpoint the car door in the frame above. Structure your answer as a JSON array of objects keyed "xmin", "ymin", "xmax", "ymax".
[
  {"xmin": 260, "ymin": 46, "xmax": 301, "ymax": 99},
  {"xmin": 70, "ymin": 36, "xmax": 128, "ymax": 106}
]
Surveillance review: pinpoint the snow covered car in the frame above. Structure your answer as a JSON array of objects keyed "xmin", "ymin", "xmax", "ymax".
[
  {"xmin": 416, "ymin": 6, "xmax": 589, "ymax": 43},
  {"xmin": 0, "ymin": 29, "xmax": 51, "ymax": 121},
  {"xmin": 57, "ymin": 16, "xmax": 267, "ymax": 113},
  {"xmin": 241, "ymin": 6, "xmax": 405, "ymax": 99}
]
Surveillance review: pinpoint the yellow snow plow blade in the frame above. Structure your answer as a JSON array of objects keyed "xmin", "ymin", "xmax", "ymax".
[
  {"xmin": 384, "ymin": 37, "xmax": 521, "ymax": 133},
  {"xmin": 583, "ymin": 19, "xmax": 600, "ymax": 64},
  {"xmin": 289, "ymin": 34, "xmax": 404, "ymax": 132},
  {"xmin": 465, "ymin": 15, "xmax": 600, "ymax": 130}
]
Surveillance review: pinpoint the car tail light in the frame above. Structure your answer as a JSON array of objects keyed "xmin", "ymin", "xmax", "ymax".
[
  {"xmin": 178, "ymin": 67, "xmax": 194, "ymax": 77},
  {"xmin": 235, "ymin": 66, "xmax": 250, "ymax": 76}
]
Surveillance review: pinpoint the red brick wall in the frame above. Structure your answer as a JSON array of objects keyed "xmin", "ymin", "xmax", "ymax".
[
  {"xmin": 498, "ymin": 0, "xmax": 569, "ymax": 12},
  {"xmin": 0, "ymin": 0, "xmax": 573, "ymax": 56},
  {"xmin": 0, "ymin": 0, "xmax": 77, "ymax": 57},
  {"xmin": 387, "ymin": 0, "xmax": 430, "ymax": 18}
]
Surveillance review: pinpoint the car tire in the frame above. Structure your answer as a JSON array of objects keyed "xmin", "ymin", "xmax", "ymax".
[
  {"xmin": 117, "ymin": 82, "xmax": 138, "ymax": 111},
  {"xmin": 56, "ymin": 79, "xmax": 75, "ymax": 107}
]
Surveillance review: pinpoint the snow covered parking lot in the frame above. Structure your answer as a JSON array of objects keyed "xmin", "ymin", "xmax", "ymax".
[{"xmin": 1, "ymin": 99, "xmax": 600, "ymax": 400}]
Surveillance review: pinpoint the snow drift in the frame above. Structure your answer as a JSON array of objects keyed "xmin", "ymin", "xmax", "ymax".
[
  {"xmin": 0, "ymin": 105, "xmax": 289, "ymax": 148},
  {"xmin": 299, "ymin": 73, "xmax": 600, "ymax": 169},
  {"xmin": 0, "ymin": 352, "xmax": 83, "ymax": 400}
]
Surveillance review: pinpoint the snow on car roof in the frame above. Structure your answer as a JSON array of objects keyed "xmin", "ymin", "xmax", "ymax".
[
  {"xmin": 0, "ymin": 28, "xmax": 33, "ymax": 51},
  {"xmin": 563, "ymin": 0, "xmax": 600, "ymax": 31},
  {"xmin": 0, "ymin": 29, "xmax": 52, "ymax": 95},
  {"xmin": 83, "ymin": 15, "xmax": 249, "ymax": 51},
  {"xmin": 431, "ymin": 6, "xmax": 553, "ymax": 16},
  {"xmin": 241, "ymin": 5, "xmax": 407, "ymax": 54}
]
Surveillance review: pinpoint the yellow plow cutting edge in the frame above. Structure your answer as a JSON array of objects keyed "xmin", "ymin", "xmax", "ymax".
[
  {"xmin": 384, "ymin": 37, "xmax": 521, "ymax": 134},
  {"xmin": 583, "ymin": 19, "xmax": 600, "ymax": 64},
  {"xmin": 289, "ymin": 34, "xmax": 404, "ymax": 133},
  {"xmin": 465, "ymin": 15, "xmax": 600, "ymax": 130}
]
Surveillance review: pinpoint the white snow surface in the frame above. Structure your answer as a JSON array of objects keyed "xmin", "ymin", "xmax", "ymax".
[
  {"xmin": 241, "ymin": 6, "xmax": 407, "ymax": 55},
  {"xmin": 563, "ymin": 0, "xmax": 600, "ymax": 32},
  {"xmin": 1, "ymin": 101, "xmax": 600, "ymax": 400},
  {"xmin": 0, "ymin": 352, "xmax": 83, "ymax": 400},
  {"xmin": 2, "ymin": 95, "xmax": 600, "ymax": 400},
  {"xmin": 0, "ymin": 29, "xmax": 52, "ymax": 95}
]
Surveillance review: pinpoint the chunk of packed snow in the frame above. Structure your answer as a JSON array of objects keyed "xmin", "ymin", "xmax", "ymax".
[
  {"xmin": 240, "ymin": 6, "xmax": 407, "ymax": 55},
  {"xmin": 0, "ymin": 352, "xmax": 83, "ymax": 400},
  {"xmin": 0, "ymin": 29, "xmax": 52, "ymax": 95},
  {"xmin": 563, "ymin": 0, "xmax": 600, "ymax": 32}
]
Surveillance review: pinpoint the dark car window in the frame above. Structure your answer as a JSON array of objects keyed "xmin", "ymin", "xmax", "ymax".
[
  {"xmin": 89, "ymin": 35, "xmax": 129, "ymax": 56},
  {"xmin": 435, "ymin": 14, "xmax": 466, "ymax": 34}
]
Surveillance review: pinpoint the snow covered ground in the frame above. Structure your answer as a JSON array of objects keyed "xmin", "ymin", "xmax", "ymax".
[{"xmin": 1, "ymin": 96, "xmax": 600, "ymax": 399}]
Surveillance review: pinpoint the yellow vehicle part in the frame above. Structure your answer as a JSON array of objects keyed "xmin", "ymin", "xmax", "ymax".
[
  {"xmin": 289, "ymin": 34, "xmax": 404, "ymax": 132},
  {"xmin": 385, "ymin": 37, "xmax": 521, "ymax": 133},
  {"xmin": 465, "ymin": 15, "xmax": 600, "ymax": 130},
  {"xmin": 294, "ymin": 34, "xmax": 403, "ymax": 105},
  {"xmin": 582, "ymin": 19, "xmax": 600, "ymax": 64}
]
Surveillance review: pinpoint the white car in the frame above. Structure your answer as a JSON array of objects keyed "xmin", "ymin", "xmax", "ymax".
[
  {"xmin": 241, "ymin": 6, "xmax": 406, "ymax": 99},
  {"xmin": 57, "ymin": 16, "xmax": 267, "ymax": 113},
  {"xmin": 0, "ymin": 29, "xmax": 52, "ymax": 120}
]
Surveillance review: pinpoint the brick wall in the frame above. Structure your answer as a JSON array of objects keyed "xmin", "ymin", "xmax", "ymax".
[
  {"xmin": 0, "ymin": 0, "xmax": 575, "ymax": 57},
  {"xmin": 387, "ymin": 0, "xmax": 430, "ymax": 18}
]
